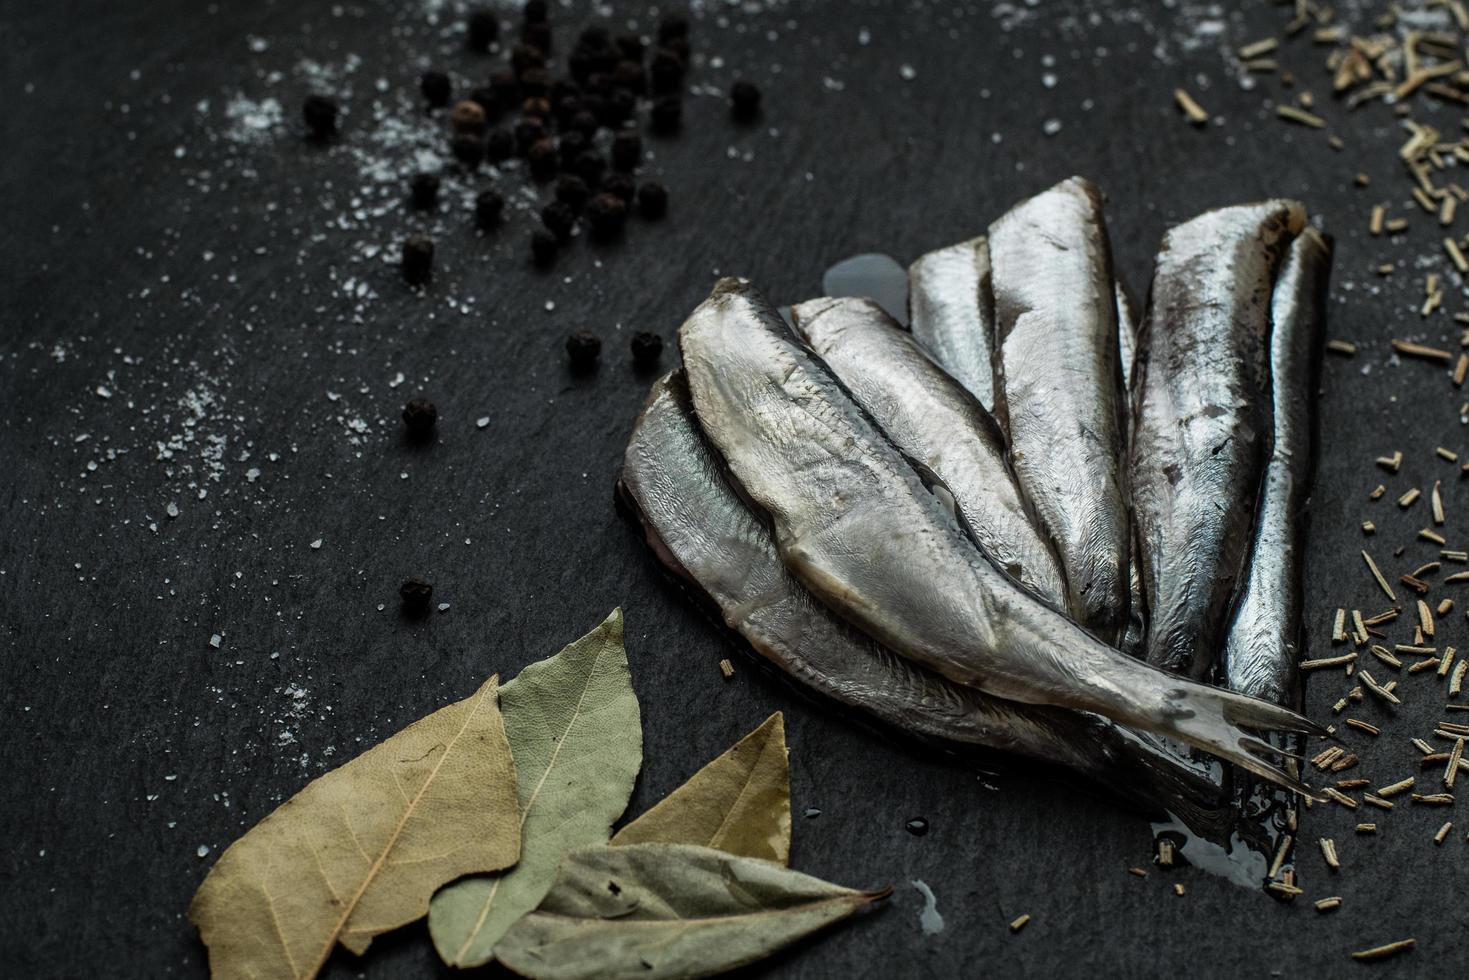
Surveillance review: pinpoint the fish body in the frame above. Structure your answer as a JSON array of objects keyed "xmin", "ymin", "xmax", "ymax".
[
  {"xmin": 1132, "ymin": 201, "xmax": 1307, "ymax": 680},
  {"xmin": 988, "ymin": 177, "xmax": 1131, "ymax": 640},
  {"xmin": 790, "ymin": 295, "xmax": 1066, "ymax": 605},
  {"xmin": 907, "ymin": 238, "xmax": 996, "ymax": 410},
  {"xmin": 679, "ymin": 277, "xmax": 1321, "ymax": 793},
  {"xmin": 1223, "ymin": 227, "xmax": 1330, "ymax": 705},
  {"xmin": 1116, "ymin": 281, "xmax": 1147, "ymax": 657},
  {"xmin": 620, "ymin": 372, "xmax": 1221, "ymax": 811}
]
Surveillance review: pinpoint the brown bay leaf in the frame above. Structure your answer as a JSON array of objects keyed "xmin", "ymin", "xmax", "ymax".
[
  {"xmin": 429, "ymin": 609, "xmax": 642, "ymax": 967},
  {"xmin": 188, "ymin": 674, "xmax": 520, "ymax": 980},
  {"xmin": 493, "ymin": 842, "xmax": 888, "ymax": 980},
  {"xmin": 611, "ymin": 711, "xmax": 790, "ymax": 863}
]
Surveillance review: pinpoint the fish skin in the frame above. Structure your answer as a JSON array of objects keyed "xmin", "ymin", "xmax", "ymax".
[
  {"xmin": 1132, "ymin": 201, "xmax": 1307, "ymax": 680},
  {"xmin": 989, "ymin": 177, "xmax": 1131, "ymax": 641},
  {"xmin": 679, "ymin": 277, "xmax": 1323, "ymax": 795},
  {"xmin": 907, "ymin": 237, "xmax": 996, "ymax": 410},
  {"xmin": 1223, "ymin": 227, "xmax": 1331, "ymax": 706},
  {"xmin": 790, "ymin": 295, "xmax": 1067, "ymax": 606},
  {"xmin": 1116, "ymin": 281, "xmax": 1140, "ymax": 395},
  {"xmin": 1116, "ymin": 280, "xmax": 1148, "ymax": 657},
  {"xmin": 619, "ymin": 371, "xmax": 1223, "ymax": 812}
]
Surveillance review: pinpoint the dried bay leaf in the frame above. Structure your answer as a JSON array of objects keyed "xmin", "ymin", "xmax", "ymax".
[
  {"xmin": 493, "ymin": 842, "xmax": 888, "ymax": 980},
  {"xmin": 188, "ymin": 674, "xmax": 520, "ymax": 980},
  {"xmin": 429, "ymin": 608, "xmax": 642, "ymax": 967},
  {"xmin": 611, "ymin": 711, "xmax": 790, "ymax": 863}
]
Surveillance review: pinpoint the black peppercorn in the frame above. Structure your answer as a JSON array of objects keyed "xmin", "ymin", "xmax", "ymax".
[
  {"xmin": 600, "ymin": 87, "xmax": 636, "ymax": 125},
  {"xmin": 611, "ymin": 131, "xmax": 643, "ymax": 171},
  {"xmin": 665, "ymin": 36, "xmax": 691, "ymax": 65},
  {"xmin": 475, "ymin": 188, "xmax": 505, "ymax": 228},
  {"xmin": 420, "ymin": 70, "xmax": 452, "ymax": 108},
  {"xmin": 302, "ymin": 94, "xmax": 339, "ymax": 137},
  {"xmin": 558, "ymin": 130, "xmax": 588, "ymax": 163},
  {"xmin": 555, "ymin": 174, "xmax": 589, "ymax": 211},
  {"xmin": 571, "ymin": 107, "xmax": 601, "ymax": 137},
  {"xmin": 522, "ymin": 95, "xmax": 552, "ymax": 119},
  {"xmin": 522, "ymin": 21, "xmax": 552, "ymax": 55},
  {"xmin": 510, "ymin": 43, "xmax": 546, "ymax": 76},
  {"xmin": 519, "ymin": 67, "xmax": 553, "ymax": 98},
  {"xmin": 612, "ymin": 59, "xmax": 646, "ymax": 94},
  {"xmin": 527, "ymin": 137, "xmax": 559, "ymax": 180},
  {"xmin": 451, "ymin": 134, "xmax": 486, "ymax": 168},
  {"xmin": 730, "ymin": 80, "xmax": 761, "ymax": 122},
  {"xmin": 573, "ymin": 150, "xmax": 606, "ymax": 186},
  {"xmin": 657, "ymin": 15, "xmax": 689, "ymax": 44},
  {"xmin": 400, "ymin": 578, "xmax": 434, "ymax": 616},
  {"xmin": 467, "ymin": 86, "xmax": 503, "ymax": 119},
  {"xmin": 578, "ymin": 25, "xmax": 611, "ymax": 49},
  {"xmin": 450, "ymin": 99, "xmax": 487, "ymax": 133},
  {"xmin": 467, "ymin": 9, "xmax": 499, "ymax": 51},
  {"xmin": 585, "ymin": 192, "xmax": 627, "ymax": 241},
  {"xmin": 584, "ymin": 70, "xmax": 613, "ymax": 96},
  {"xmin": 541, "ymin": 201, "xmax": 576, "ymax": 240},
  {"xmin": 566, "ymin": 330, "xmax": 602, "ymax": 371},
  {"xmin": 401, "ymin": 235, "xmax": 434, "ymax": 285},
  {"xmin": 616, "ymin": 33, "xmax": 645, "ymax": 62},
  {"xmin": 530, "ymin": 228, "xmax": 559, "ymax": 266},
  {"xmin": 523, "ymin": 0, "xmax": 548, "ymax": 23},
  {"xmin": 637, "ymin": 180, "xmax": 668, "ymax": 219},
  {"xmin": 554, "ymin": 94, "xmax": 583, "ymax": 127},
  {"xmin": 409, "ymin": 172, "xmax": 440, "ymax": 209},
  {"xmin": 489, "ymin": 69, "xmax": 519, "ymax": 106},
  {"xmin": 513, "ymin": 117, "xmax": 547, "ymax": 155},
  {"xmin": 602, "ymin": 172, "xmax": 635, "ymax": 203},
  {"xmin": 551, "ymin": 76, "xmax": 581, "ymax": 103},
  {"xmin": 630, "ymin": 331, "xmax": 663, "ymax": 367},
  {"xmin": 402, "ymin": 398, "xmax": 439, "ymax": 439},
  {"xmin": 485, "ymin": 127, "xmax": 515, "ymax": 162},
  {"xmin": 649, "ymin": 49, "xmax": 684, "ymax": 94},
  {"xmin": 567, "ymin": 47, "xmax": 597, "ymax": 85},
  {"xmin": 649, "ymin": 95, "xmax": 682, "ymax": 134}
]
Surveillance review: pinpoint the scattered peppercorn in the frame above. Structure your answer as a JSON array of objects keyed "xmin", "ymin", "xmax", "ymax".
[
  {"xmin": 522, "ymin": 95, "xmax": 552, "ymax": 119},
  {"xmin": 527, "ymin": 137, "xmax": 559, "ymax": 180},
  {"xmin": 555, "ymin": 174, "xmax": 589, "ymax": 211},
  {"xmin": 571, "ymin": 108, "xmax": 600, "ymax": 137},
  {"xmin": 611, "ymin": 130, "xmax": 643, "ymax": 171},
  {"xmin": 450, "ymin": 99, "xmax": 487, "ymax": 134},
  {"xmin": 301, "ymin": 94, "xmax": 338, "ymax": 138},
  {"xmin": 557, "ymin": 130, "xmax": 588, "ymax": 163},
  {"xmin": 520, "ymin": 67, "xmax": 553, "ymax": 98},
  {"xmin": 649, "ymin": 49, "xmax": 684, "ymax": 93},
  {"xmin": 475, "ymin": 188, "xmax": 505, "ymax": 228},
  {"xmin": 602, "ymin": 172, "xmax": 635, "ymax": 203},
  {"xmin": 657, "ymin": 15, "xmax": 689, "ymax": 44},
  {"xmin": 585, "ymin": 192, "xmax": 627, "ymax": 241},
  {"xmin": 524, "ymin": 0, "xmax": 548, "ymax": 22},
  {"xmin": 485, "ymin": 127, "xmax": 515, "ymax": 162},
  {"xmin": 541, "ymin": 200, "xmax": 576, "ymax": 240},
  {"xmin": 420, "ymin": 70, "xmax": 452, "ymax": 108},
  {"xmin": 566, "ymin": 330, "xmax": 602, "ymax": 371},
  {"xmin": 530, "ymin": 228, "xmax": 559, "ymax": 266},
  {"xmin": 467, "ymin": 9, "xmax": 500, "ymax": 51},
  {"xmin": 401, "ymin": 235, "xmax": 435, "ymax": 285},
  {"xmin": 574, "ymin": 149, "xmax": 606, "ymax": 186},
  {"xmin": 451, "ymin": 134, "xmax": 486, "ymax": 168},
  {"xmin": 578, "ymin": 25, "xmax": 611, "ymax": 49},
  {"xmin": 514, "ymin": 117, "xmax": 547, "ymax": 154},
  {"xmin": 602, "ymin": 87, "xmax": 636, "ymax": 125},
  {"xmin": 616, "ymin": 33, "xmax": 645, "ymax": 62},
  {"xmin": 522, "ymin": 21, "xmax": 552, "ymax": 55},
  {"xmin": 630, "ymin": 331, "xmax": 663, "ymax": 368},
  {"xmin": 637, "ymin": 180, "xmax": 668, "ymax": 219},
  {"xmin": 400, "ymin": 578, "xmax": 434, "ymax": 617},
  {"xmin": 664, "ymin": 36, "xmax": 691, "ymax": 66},
  {"xmin": 402, "ymin": 398, "xmax": 439, "ymax": 439},
  {"xmin": 409, "ymin": 172, "xmax": 441, "ymax": 209},
  {"xmin": 649, "ymin": 95, "xmax": 682, "ymax": 134},
  {"xmin": 730, "ymin": 80, "xmax": 761, "ymax": 122},
  {"xmin": 510, "ymin": 43, "xmax": 546, "ymax": 76},
  {"xmin": 613, "ymin": 59, "xmax": 646, "ymax": 94},
  {"xmin": 489, "ymin": 69, "xmax": 519, "ymax": 106},
  {"xmin": 467, "ymin": 85, "xmax": 502, "ymax": 119}
]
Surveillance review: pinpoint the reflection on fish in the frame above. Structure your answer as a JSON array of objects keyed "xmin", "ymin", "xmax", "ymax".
[
  {"xmin": 908, "ymin": 238, "xmax": 996, "ymax": 410},
  {"xmin": 679, "ymin": 277, "xmax": 1322, "ymax": 794},
  {"xmin": 1116, "ymin": 281, "xmax": 1147, "ymax": 657},
  {"xmin": 619, "ymin": 371, "xmax": 1222, "ymax": 812},
  {"xmin": 989, "ymin": 177, "xmax": 1131, "ymax": 641},
  {"xmin": 790, "ymin": 295, "xmax": 1066, "ymax": 605},
  {"xmin": 1132, "ymin": 201, "xmax": 1306, "ymax": 680}
]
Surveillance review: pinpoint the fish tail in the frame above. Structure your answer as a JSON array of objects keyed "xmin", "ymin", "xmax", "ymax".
[{"xmin": 1094, "ymin": 724, "xmax": 1228, "ymax": 820}]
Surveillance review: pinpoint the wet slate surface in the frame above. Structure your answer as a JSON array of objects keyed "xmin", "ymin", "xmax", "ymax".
[{"xmin": 2, "ymin": 1, "xmax": 1467, "ymax": 977}]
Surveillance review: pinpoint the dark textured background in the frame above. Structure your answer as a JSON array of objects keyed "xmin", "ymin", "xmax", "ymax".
[{"xmin": 3, "ymin": 1, "xmax": 1466, "ymax": 977}]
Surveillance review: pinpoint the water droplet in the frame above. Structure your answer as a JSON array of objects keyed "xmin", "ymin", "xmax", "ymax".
[
  {"xmin": 905, "ymin": 817, "xmax": 929, "ymax": 836},
  {"xmin": 804, "ymin": 807, "xmax": 822, "ymax": 819},
  {"xmin": 820, "ymin": 253, "xmax": 909, "ymax": 325}
]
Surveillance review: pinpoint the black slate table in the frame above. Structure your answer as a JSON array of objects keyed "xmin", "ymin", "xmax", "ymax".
[{"xmin": 4, "ymin": 1, "xmax": 1466, "ymax": 977}]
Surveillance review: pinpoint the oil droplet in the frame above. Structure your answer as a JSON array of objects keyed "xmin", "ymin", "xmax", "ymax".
[
  {"xmin": 905, "ymin": 817, "xmax": 929, "ymax": 836},
  {"xmin": 821, "ymin": 253, "xmax": 909, "ymax": 325},
  {"xmin": 911, "ymin": 879, "xmax": 944, "ymax": 935}
]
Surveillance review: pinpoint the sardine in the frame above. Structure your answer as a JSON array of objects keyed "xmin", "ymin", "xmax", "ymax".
[
  {"xmin": 790, "ymin": 295, "xmax": 1067, "ymax": 606},
  {"xmin": 1116, "ymin": 282, "xmax": 1140, "ymax": 395},
  {"xmin": 907, "ymin": 238, "xmax": 996, "ymax": 410},
  {"xmin": 1223, "ymin": 227, "xmax": 1330, "ymax": 705},
  {"xmin": 679, "ymin": 277, "xmax": 1322, "ymax": 793},
  {"xmin": 619, "ymin": 371, "xmax": 1221, "ymax": 812},
  {"xmin": 1132, "ymin": 201, "xmax": 1307, "ymax": 680},
  {"xmin": 1116, "ymin": 281, "xmax": 1148, "ymax": 657},
  {"xmin": 988, "ymin": 177, "xmax": 1131, "ymax": 641}
]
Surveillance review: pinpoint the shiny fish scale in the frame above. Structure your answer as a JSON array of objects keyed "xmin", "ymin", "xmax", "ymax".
[{"xmin": 907, "ymin": 238, "xmax": 996, "ymax": 410}]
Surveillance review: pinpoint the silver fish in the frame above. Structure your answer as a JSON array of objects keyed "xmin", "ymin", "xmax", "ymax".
[
  {"xmin": 1116, "ymin": 281, "xmax": 1147, "ymax": 657},
  {"xmin": 907, "ymin": 237, "xmax": 996, "ymax": 410},
  {"xmin": 679, "ymin": 277, "xmax": 1322, "ymax": 793},
  {"xmin": 988, "ymin": 177, "xmax": 1131, "ymax": 641},
  {"xmin": 620, "ymin": 371, "xmax": 1221, "ymax": 811},
  {"xmin": 1116, "ymin": 282, "xmax": 1140, "ymax": 395},
  {"xmin": 1223, "ymin": 227, "xmax": 1330, "ymax": 706},
  {"xmin": 1132, "ymin": 201, "xmax": 1307, "ymax": 680},
  {"xmin": 790, "ymin": 295, "xmax": 1067, "ymax": 605}
]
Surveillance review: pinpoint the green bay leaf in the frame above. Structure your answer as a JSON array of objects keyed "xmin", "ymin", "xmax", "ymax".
[
  {"xmin": 429, "ymin": 608, "xmax": 642, "ymax": 967},
  {"xmin": 611, "ymin": 711, "xmax": 790, "ymax": 863},
  {"xmin": 493, "ymin": 842, "xmax": 887, "ymax": 980}
]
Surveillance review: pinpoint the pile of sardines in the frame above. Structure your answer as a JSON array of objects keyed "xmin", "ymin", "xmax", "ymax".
[{"xmin": 618, "ymin": 177, "xmax": 1333, "ymax": 818}]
